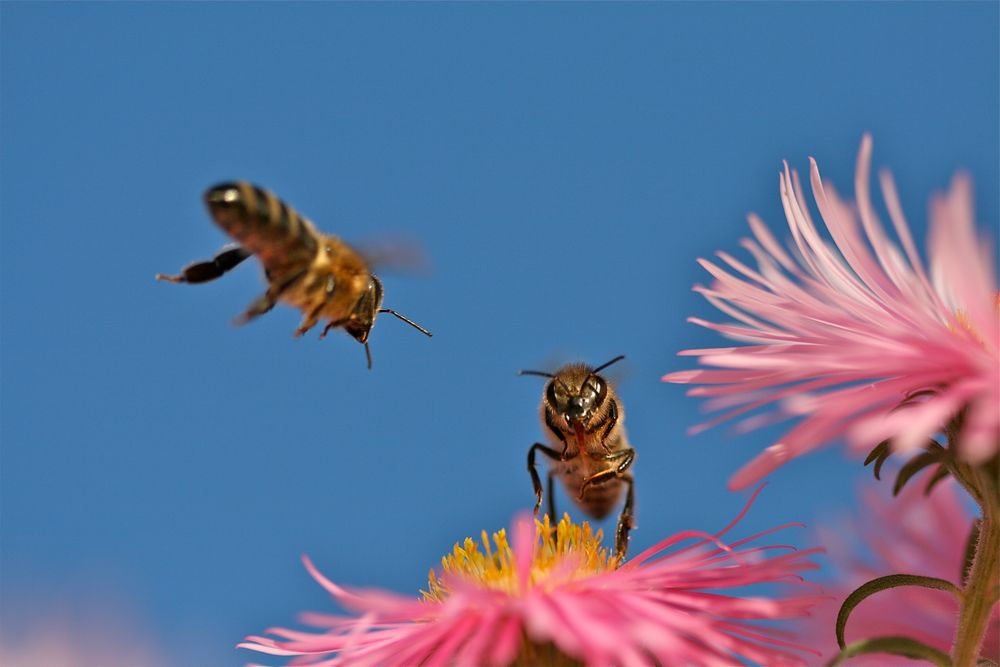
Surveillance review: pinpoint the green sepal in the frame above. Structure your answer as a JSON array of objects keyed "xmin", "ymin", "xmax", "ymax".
[
  {"xmin": 863, "ymin": 440, "xmax": 892, "ymax": 480},
  {"xmin": 836, "ymin": 574, "xmax": 962, "ymax": 649},
  {"xmin": 827, "ymin": 636, "xmax": 952, "ymax": 666},
  {"xmin": 893, "ymin": 442, "xmax": 946, "ymax": 496},
  {"xmin": 923, "ymin": 464, "xmax": 951, "ymax": 495},
  {"xmin": 898, "ymin": 389, "xmax": 940, "ymax": 409}
]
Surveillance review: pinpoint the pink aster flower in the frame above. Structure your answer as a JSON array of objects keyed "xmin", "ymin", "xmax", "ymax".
[
  {"xmin": 664, "ymin": 135, "xmax": 999, "ymax": 489},
  {"xmin": 797, "ymin": 472, "xmax": 999, "ymax": 665},
  {"xmin": 240, "ymin": 489, "xmax": 823, "ymax": 667}
]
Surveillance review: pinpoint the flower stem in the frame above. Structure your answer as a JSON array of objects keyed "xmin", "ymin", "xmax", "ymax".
[{"xmin": 951, "ymin": 465, "xmax": 1000, "ymax": 667}]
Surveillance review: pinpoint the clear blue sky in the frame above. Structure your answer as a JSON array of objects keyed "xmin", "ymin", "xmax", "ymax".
[{"xmin": 2, "ymin": 3, "xmax": 997, "ymax": 665}]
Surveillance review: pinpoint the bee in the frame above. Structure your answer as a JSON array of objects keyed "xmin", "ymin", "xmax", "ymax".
[
  {"xmin": 520, "ymin": 355, "xmax": 636, "ymax": 559},
  {"xmin": 156, "ymin": 182, "xmax": 431, "ymax": 368}
]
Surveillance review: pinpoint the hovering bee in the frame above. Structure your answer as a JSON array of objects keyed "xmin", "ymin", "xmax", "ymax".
[
  {"xmin": 156, "ymin": 182, "xmax": 431, "ymax": 368},
  {"xmin": 520, "ymin": 355, "xmax": 635, "ymax": 560}
]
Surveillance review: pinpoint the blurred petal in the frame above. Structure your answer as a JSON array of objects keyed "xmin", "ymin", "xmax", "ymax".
[{"xmin": 797, "ymin": 474, "xmax": 999, "ymax": 665}]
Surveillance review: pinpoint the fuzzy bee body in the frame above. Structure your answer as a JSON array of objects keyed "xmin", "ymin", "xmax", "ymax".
[
  {"xmin": 522, "ymin": 356, "xmax": 636, "ymax": 559},
  {"xmin": 543, "ymin": 364, "xmax": 630, "ymax": 520},
  {"xmin": 206, "ymin": 182, "xmax": 320, "ymax": 273},
  {"xmin": 157, "ymin": 182, "xmax": 430, "ymax": 368}
]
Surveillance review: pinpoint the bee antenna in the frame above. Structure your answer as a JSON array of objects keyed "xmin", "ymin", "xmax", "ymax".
[
  {"xmin": 592, "ymin": 354, "xmax": 626, "ymax": 375},
  {"xmin": 378, "ymin": 309, "xmax": 432, "ymax": 337},
  {"xmin": 517, "ymin": 370, "xmax": 555, "ymax": 379},
  {"xmin": 365, "ymin": 342, "xmax": 373, "ymax": 370},
  {"xmin": 518, "ymin": 369, "xmax": 572, "ymax": 394}
]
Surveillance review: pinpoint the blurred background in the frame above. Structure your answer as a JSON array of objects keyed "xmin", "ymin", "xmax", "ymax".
[{"xmin": 2, "ymin": 3, "xmax": 997, "ymax": 665}]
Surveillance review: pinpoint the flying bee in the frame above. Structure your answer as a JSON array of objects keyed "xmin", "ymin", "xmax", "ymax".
[
  {"xmin": 156, "ymin": 182, "xmax": 431, "ymax": 368},
  {"xmin": 520, "ymin": 355, "xmax": 636, "ymax": 560}
]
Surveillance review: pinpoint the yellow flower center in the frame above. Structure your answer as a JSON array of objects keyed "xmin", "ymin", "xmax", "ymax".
[{"xmin": 422, "ymin": 514, "xmax": 616, "ymax": 602}]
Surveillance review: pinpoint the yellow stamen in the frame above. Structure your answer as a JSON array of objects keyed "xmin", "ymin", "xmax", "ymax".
[
  {"xmin": 952, "ymin": 308, "xmax": 980, "ymax": 340},
  {"xmin": 422, "ymin": 514, "xmax": 615, "ymax": 602},
  {"xmin": 948, "ymin": 293, "xmax": 1000, "ymax": 345}
]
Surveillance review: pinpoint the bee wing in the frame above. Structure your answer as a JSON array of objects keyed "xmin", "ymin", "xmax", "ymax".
[
  {"xmin": 604, "ymin": 365, "xmax": 630, "ymax": 387},
  {"xmin": 354, "ymin": 235, "xmax": 432, "ymax": 276}
]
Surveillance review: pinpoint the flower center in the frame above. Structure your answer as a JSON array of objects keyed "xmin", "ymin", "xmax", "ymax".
[{"xmin": 423, "ymin": 514, "xmax": 616, "ymax": 601}]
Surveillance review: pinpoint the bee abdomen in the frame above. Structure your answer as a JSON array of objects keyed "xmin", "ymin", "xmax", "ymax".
[
  {"xmin": 204, "ymin": 182, "xmax": 317, "ymax": 265},
  {"xmin": 579, "ymin": 483, "xmax": 621, "ymax": 520},
  {"xmin": 576, "ymin": 479, "xmax": 623, "ymax": 521}
]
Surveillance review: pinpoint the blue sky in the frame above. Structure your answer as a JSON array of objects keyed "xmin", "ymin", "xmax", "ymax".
[{"xmin": 2, "ymin": 3, "xmax": 997, "ymax": 665}]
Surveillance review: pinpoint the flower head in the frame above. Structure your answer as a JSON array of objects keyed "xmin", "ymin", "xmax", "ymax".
[
  {"xmin": 240, "ymin": 490, "xmax": 822, "ymax": 667},
  {"xmin": 797, "ymin": 472, "xmax": 999, "ymax": 664},
  {"xmin": 664, "ymin": 135, "xmax": 998, "ymax": 489}
]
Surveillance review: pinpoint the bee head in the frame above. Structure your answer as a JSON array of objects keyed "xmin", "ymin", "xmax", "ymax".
[
  {"xmin": 519, "ymin": 355, "xmax": 625, "ymax": 425},
  {"xmin": 344, "ymin": 276, "xmax": 385, "ymax": 345},
  {"xmin": 549, "ymin": 373, "xmax": 604, "ymax": 423},
  {"xmin": 347, "ymin": 275, "xmax": 432, "ymax": 369}
]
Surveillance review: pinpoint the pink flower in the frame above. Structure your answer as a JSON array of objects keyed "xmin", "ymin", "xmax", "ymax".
[
  {"xmin": 663, "ymin": 135, "xmax": 999, "ymax": 489},
  {"xmin": 240, "ymin": 489, "xmax": 822, "ymax": 667},
  {"xmin": 797, "ymin": 473, "xmax": 999, "ymax": 665}
]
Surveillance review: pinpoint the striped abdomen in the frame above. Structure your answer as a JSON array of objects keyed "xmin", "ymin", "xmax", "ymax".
[
  {"xmin": 557, "ymin": 458, "xmax": 624, "ymax": 520},
  {"xmin": 204, "ymin": 182, "xmax": 319, "ymax": 274}
]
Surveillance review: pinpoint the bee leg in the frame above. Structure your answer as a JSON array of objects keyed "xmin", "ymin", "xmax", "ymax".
[
  {"xmin": 318, "ymin": 319, "xmax": 348, "ymax": 340},
  {"xmin": 156, "ymin": 245, "xmax": 251, "ymax": 284},
  {"xmin": 577, "ymin": 448, "xmax": 636, "ymax": 561},
  {"xmin": 599, "ymin": 400, "xmax": 619, "ymax": 451},
  {"xmin": 234, "ymin": 270, "xmax": 307, "ymax": 326},
  {"xmin": 614, "ymin": 473, "xmax": 636, "ymax": 562},
  {"xmin": 527, "ymin": 443, "xmax": 563, "ymax": 516},
  {"xmin": 547, "ymin": 470, "xmax": 558, "ymax": 527},
  {"xmin": 293, "ymin": 306, "xmax": 325, "ymax": 338},
  {"xmin": 234, "ymin": 292, "xmax": 276, "ymax": 325},
  {"xmin": 296, "ymin": 273, "xmax": 345, "ymax": 338},
  {"xmin": 577, "ymin": 447, "xmax": 636, "ymax": 501},
  {"xmin": 294, "ymin": 321, "xmax": 317, "ymax": 338}
]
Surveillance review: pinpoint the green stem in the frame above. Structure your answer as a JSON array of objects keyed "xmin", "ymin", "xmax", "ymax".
[{"xmin": 951, "ymin": 466, "xmax": 1000, "ymax": 667}]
